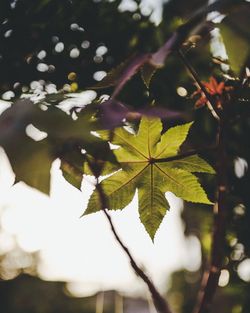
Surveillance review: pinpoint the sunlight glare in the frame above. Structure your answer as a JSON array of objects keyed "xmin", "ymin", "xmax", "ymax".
[{"xmin": 0, "ymin": 151, "xmax": 189, "ymax": 296}]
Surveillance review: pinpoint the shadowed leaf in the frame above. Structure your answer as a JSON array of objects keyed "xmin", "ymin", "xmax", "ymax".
[
  {"xmin": 98, "ymin": 99, "xmax": 186, "ymax": 128},
  {"xmin": 219, "ymin": 9, "xmax": 250, "ymax": 75},
  {"xmin": 92, "ymin": 54, "xmax": 150, "ymax": 97},
  {"xmin": 0, "ymin": 99, "xmax": 115, "ymax": 193}
]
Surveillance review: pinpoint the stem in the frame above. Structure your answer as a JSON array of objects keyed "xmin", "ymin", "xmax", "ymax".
[
  {"xmin": 86, "ymin": 158, "xmax": 173, "ymax": 313},
  {"xmin": 178, "ymin": 50, "xmax": 221, "ymax": 121},
  {"xmin": 193, "ymin": 115, "xmax": 227, "ymax": 313},
  {"xmin": 98, "ymin": 184, "xmax": 172, "ymax": 313}
]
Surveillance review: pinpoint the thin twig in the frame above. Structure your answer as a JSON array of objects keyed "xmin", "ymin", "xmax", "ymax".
[
  {"xmin": 86, "ymin": 158, "xmax": 173, "ymax": 313},
  {"xmin": 178, "ymin": 50, "xmax": 221, "ymax": 121},
  {"xmin": 97, "ymin": 185, "xmax": 172, "ymax": 313}
]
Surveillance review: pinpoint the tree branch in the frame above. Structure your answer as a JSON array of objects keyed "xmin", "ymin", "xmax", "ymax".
[
  {"xmin": 86, "ymin": 158, "xmax": 173, "ymax": 313},
  {"xmin": 193, "ymin": 115, "xmax": 228, "ymax": 313},
  {"xmin": 178, "ymin": 46, "xmax": 229, "ymax": 313}
]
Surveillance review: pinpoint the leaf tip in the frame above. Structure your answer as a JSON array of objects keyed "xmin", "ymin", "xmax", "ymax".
[
  {"xmin": 187, "ymin": 121, "xmax": 194, "ymax": 129},
  {"xmin": 141, "ymin": 62, "xmax": 157, "ymax": 89}
]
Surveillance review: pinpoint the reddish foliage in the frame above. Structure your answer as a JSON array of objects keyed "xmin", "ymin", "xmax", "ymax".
[{"xmin": 193, "ymin": 77, "xmax": 233, "ymax": 109}]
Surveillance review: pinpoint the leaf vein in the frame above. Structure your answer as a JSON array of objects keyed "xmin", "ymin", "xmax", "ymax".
[
  {"xmin": 115, "ymin": 132, "xmax": 148, "ymax": 159},
  {"xmin": 108, "ymin": 164, "xmax": 149, "ymax": 196},
  {"xmin": 154, "ymin": 164, "xmax": 185, "ymax": 188}
]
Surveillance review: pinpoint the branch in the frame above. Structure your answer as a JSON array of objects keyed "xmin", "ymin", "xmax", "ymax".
[
  {"xmin": 178, "ymin": 50, "xmax": 221, "ymax": 121},
  {"xmin": 193, "ymin": 115, "xmax": 228, "ymax": 313},
  {"xmin": 86, "ymin": 158, "xmax": 173, "ymax": 313},
  {"xmin": 178, "ymin": 46, "xmax": 229, "ymax": 313}
]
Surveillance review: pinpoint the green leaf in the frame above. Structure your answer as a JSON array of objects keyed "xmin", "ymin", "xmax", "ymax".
[
  {"xmin": 0, "ymin": 100, "xmax": 53, "ymax": 194},
  {"xmin": 84, "ymin": 117, "xmax": 214, "ymax": 239},
  {"xmin": 220, "ymin": 25, "xmax": 249, "ymax": 75},
  {"xmin": 83, "ymin": 156, "xmax": 119, "ymax": 177},
  {"xmin": 6, "ymin": 136, "xmax": 53, "ymax": 194},
  {"xmin": 60, "ymin": 151, "xmax": 86, "ymax": 190},
  {"xmin": 32, "ymin": 105, "xmax": 94, "ymax": 141},
  {"xmin": 155, "ymin": 122, "xmax": 193, "ymax": 158},
  {"xmin": 85, "ymin": 165, "xmax": 142, "ymax": 214},
  {"xmin": 61, "ymin": 160, "xmax": 83, "ymax": 190},
  {"xmin": 165, "ymin": 155, "xmax": 215, "ymax": 174},
  {"xmin": 219, "ymin": 8, "xmax": 250, "ymax": 75},
  {"xmin": 138, "ymin": 165, "xmax": 170, "ymax": 239},
  {"xmin": 0, "ymin": 99, "xmax": 114, "ymax": 194},
  {"xmin": 155, "ymin": 165, "xmax": 212, "ymax": 204}
]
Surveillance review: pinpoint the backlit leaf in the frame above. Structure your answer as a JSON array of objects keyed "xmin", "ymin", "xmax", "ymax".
[{"xmin": 84, "ymin": 117, "xmax": 214, "ymax": 239}]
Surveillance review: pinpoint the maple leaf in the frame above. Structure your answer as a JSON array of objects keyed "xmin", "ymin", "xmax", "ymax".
[{"xmin": 84, "ymin": 117, "xmax": 215, "ymax": 239}]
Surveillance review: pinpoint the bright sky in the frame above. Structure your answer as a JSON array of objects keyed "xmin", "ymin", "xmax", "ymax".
[{"xmin": 0, "ymin": 146, "xmax": 201, "ymax": 297}]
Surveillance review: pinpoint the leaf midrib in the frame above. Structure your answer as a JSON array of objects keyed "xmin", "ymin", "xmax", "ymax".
[
  {"xmin": 115, "ymin": 132, "xmax": 148, "ymax": 159},
  {"xmin": 167, "ymin": 158, "xmax": 213, "ymax": 173},
  {"xmin": 119, "ymin": 160, "xmax": 148, "ymax": 164},
  {"xmin": 154, "ymin": 164, "xmax": 185, "ymax": 188},
  {"xmin": 150, "ymin": 164, "xmax": 153, "ymax": 217},
  {"xmin": 108, "ymin": 164, "xmax": 149, "ymax": 197},
  {"xmin": 147, "ymin": 122, "xmax": 151, "ymax": 158}
]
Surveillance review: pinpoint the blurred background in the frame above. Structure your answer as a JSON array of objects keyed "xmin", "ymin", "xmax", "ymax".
[{"xmin": 0, "ymin": 0, "xmax": 250, "ymax": 312}]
